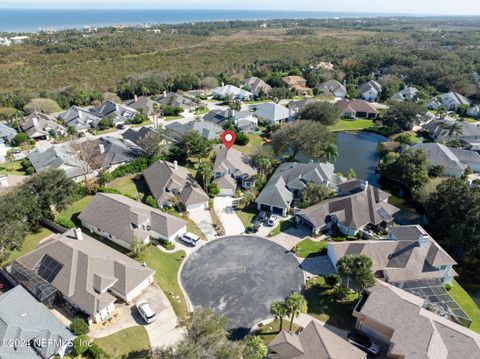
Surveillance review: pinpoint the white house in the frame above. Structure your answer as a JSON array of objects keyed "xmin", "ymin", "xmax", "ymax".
[
  {"xmin": 358, "ymin": 80, "xmax": 382, "ymax": 102},
  {"xmin": 318, "ymin": 79, "xmax": 347, "ymax": 98}
]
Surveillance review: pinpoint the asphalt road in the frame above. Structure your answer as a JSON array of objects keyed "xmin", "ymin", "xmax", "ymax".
[{"xmin": 180, "ymin": 235, "xmax": 304, "ymax": 337}]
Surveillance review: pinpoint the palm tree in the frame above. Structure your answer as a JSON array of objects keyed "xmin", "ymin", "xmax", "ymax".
[
  {"xmin": 286, "ymin": 292, "xmax": 308, "ymax": 331},
  {"xmin": 320, "ymin": 143, "xmax": 339, "ymax": 163},
  {"xmin": 270, "ymin": 300, "xmax": 288, "ymax": 332},
  {"xmin": 447, "ymin": 121, "xmax": 463, "ymax": 139},
  {"xmin": 337, "ymin": 255, "xmax": 355, "ymax": 289},
  {"xmin": 197, "ymin": 160, "xmax": 213, "ymax": 191}
]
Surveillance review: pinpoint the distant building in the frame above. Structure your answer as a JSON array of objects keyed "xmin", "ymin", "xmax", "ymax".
[
  {"xmin": 318, "ymin": 79, "xmax": 347, "ymax": 98},
  {"xmin": 391, "ymin": 87, "xmax": 419, "ymax": 102},
  {"xmin": 358, "ymin": 80, "xmax": 382, "ymax": 102},
  {"xmin": 94, "ymin": 100, "xmax": 138, "ymax": 125},
  {"xmin": 165, "ymin": 119, "xmax": 223, "ymax": 142},
  {"xmin": 58, "ymin": 106, "xmax": 102, "ymax": 132},
  {"xmin": 282, "ymin": 76, "xmax": 310, "ymax": 96},
  {"xmin": 244, "ymin": 77, "xmax": 272, "ymax": 96},
  {"xmin": 124, "ymin": 95, "xmax": 158, "ymax": 116},
  {"xmin": 0, "ymin": 124, "xmax": 17, "ymax": 144},
  {"xmin": 254, "ymin": 102, "xmax": 292, "ymax": 124},
  {"xmin": 428, "ymin": 92, "xmax": 471, "ymax": 111},
  {"xmin": 336, "ymin": 99, "xmax": 378, "ymax": 119},
  {"xmin": 211, "ymin": 85, "xmax": 252, "ymax": 101},
  {"xmin": 21, "ymin": 112, "xmax": 66, "ymax": 141},
  {"xmin": 156, "ymin": 92, "xmax": 194, "ymax": 111}
]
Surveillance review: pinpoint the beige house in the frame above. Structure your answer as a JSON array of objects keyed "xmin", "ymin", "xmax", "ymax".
[
  {"xmin": 11, "ymin": 228, "xmax": 155, "ymax": 324},
  {"xmin": 282, "ymin": 76, "xmax": 311, "ymax": 96},
  {"xmin": 353, "ymin": 281, "xmax": 480, "ymax": 359},
  {"xmin": 269, "ymin": 320, "xmax": 367, "ymax": 359}
]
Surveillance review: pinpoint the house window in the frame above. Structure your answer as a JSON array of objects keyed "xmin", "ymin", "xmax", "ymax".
[{"xmin": 440, "ymin": 265, "xmax": 447, "ymax": 271}]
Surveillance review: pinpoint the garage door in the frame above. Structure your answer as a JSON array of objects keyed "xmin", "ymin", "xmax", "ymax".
[{"xmin": 218, "ymin": 189, "xmax": 234, "ymax": 197}]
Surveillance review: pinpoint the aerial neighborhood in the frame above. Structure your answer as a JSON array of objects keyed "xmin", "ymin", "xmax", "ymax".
[{"xmin": 1, "ymin": 13, "xmax": 480, "ymax": 359}]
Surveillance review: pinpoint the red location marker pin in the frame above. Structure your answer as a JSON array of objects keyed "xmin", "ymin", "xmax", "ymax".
[{"xmin": 221, "ymin": 130, "xmax": 236, "ymax": 149}]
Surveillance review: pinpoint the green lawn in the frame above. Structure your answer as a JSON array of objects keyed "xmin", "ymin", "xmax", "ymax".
[
  {"xmin": 194, "ymin": 108, "xmax": 209, "ymax": 115},
  {"xmin": 329, "ymin": 119, "xmax": 375, "ymax": 132},
  {"xmin": 56, "ymin": 196, "xmax": 93, "ymax": 225},
  {"xmin": 268, "ymin": 220, "xmax": 295, "ymax": 237},
  {"xmin": 254, "ymin": 319, "xmax": 301, "ymax": 345},
  {"xmin": 305, "ymin": 276, "xmax": 359, "ymax": 331},
  {"xmin": 0, "ymin": 160, "xmax": 25, "ymax": 175},
  {"xmin": 106, "ymin": 174, "xmax": 148, "ymax": 200},
  {"xmin": 130, "ymin": 120, "xmax": 153, "ymax": 127},
  {"xmin": 449, "ymin": 280, "xmax": 480, "ymax": 333},
  {"xmin": 293, "ymin": 238, "xmax": 327, "ymax": 258},
  {"xmin": 144, "ymin": 246, "xmax": 188, "ymax": 318},
  {"xmin": 94, "ymin": 326, "xmax": 150, "ymax": 358},
  {"xmin": 95, "ymin": 127, "xmax": 118, "ymax": 135},
  {"xmin": 233, "ymin": 133, "xmax": 264, "ymax": 156},
  {"xmin": 236, "ymin": 207, "xmax": 257, "ymax": 228},
  {"xmin": 3, "ymin": 228, "xmax": 53, "ymax": 265},
  {"xmin": 164, "ymin": 115, "xmax": 184, "ymax": 121}
]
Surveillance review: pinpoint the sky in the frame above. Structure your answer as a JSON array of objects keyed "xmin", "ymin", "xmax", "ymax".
[{"xmin": 1, "ymin": 0, "xmax": 480, "ymax": 15}]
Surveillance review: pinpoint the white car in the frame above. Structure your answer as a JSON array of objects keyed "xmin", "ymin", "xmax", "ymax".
[
  {"xmin": 267, "ymin": 214, "xmax": 280, "ymax": 227},
  {"xmin": 180, "ymin": 232, "xmax": 200, "ymax": 246},
  {"xmin": 136, "ymin": 300, "xmax": 156, "ymax": 324}
]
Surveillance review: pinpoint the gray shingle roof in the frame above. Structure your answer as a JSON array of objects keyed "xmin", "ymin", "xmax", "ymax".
[
  {"xmin": 422, "ymin": 119, "xmax": 480, "ymax": 142},
  {"xmin": 244, "ymin": 77, "xmax": 272, "ymax": 95},
  {"xmin": 166, "ymin": 120, "xmax": 223, "ymax": 141},
  {"xmin": 213, "ymin": 147, "xmax": 257, "ymax": 178},
  {"xmin": 318, "ymin": 79, "xmax": 347, "ymax": 94},
  {"xmin": 143, "ymin": 160, "xmax": 208, "ymax": 207},
  {"xmin": 357, "ymin": 281, "xmax": 480, "ymax": 359},
  {"xmin": 391, "ymin": 87, "xmax": 419, "ymax": 102},
  {"xmin": 0, "ymin": 286, "xmax": 74, "ymax": 359},
  {"xmin": 79, "ymin": 193, "xmax": 187, "ymax": 245},
  {"xmin": 256, "ymin": 162, "xmax": 343, "ymax": 210},
  {"xmin": 122, "ymin": 126, "xmax": 157, "ymax": 148},
  {"xmin": 58, "ymin": 106, "xmax": 102, "ymax": 130},
  {"xmin": 411, "ymin": 143, "xmax": 466, "ymax": 173},
  {"xmin": 94, "ymin": 100, "xmax": 138, "ymax": 124},
  {"xmin": 124, "ymin": 96, "xmax": 158, "ymax": 116},
  {"xmin": 211, "ymin": 85, "xmax": 252, "ymax": 99},
  {"xmin": 28, "ymin": 145, "xmax": 86, "ymax": 179},
  {"xmin": 156, "ymin": 92, "xmax": 193, "ymax": 110},
  {"xmin": 84, "ymin": 136, "xmax": 143, "ymax": 168},
  {"xmin": 254, "ymin": 102, "xmax": 290, "ymax": 123},
  {"xmin": 21, "ymin": 112, "xmax": 65, "ymax": 139},
  {"xmin": 0, "ymin": 124, "xmax": 17, "ymax": 143},
  {"xmin": 16, "ymin": 229, "xmax": 154, "ymax": 317},
  {"xmin": 331, "ymin": 225, "xmax": 456, "ymax": 283},
  {"xmin": 358, "ymin": 80, "xmax": 382, "ymax": 95},
  {"xmin": 269, "ymin": 320, "xmax": 366, "ymax": 359},
  {"xmin": 297, "ymin": 183, "xmax": 399, "ymax": 230}
]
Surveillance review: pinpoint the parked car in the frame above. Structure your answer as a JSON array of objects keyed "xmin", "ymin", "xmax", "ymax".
[
  {"xmin": 267, "ymin": 214, "xmax": 280, "ymax": 227},
  {"xmin": 116, "ymin": 124, "xmax": 126, "ymax": 129},
  {"xmin": 347, "ymin": 331, "xmax": 379, "ymax": 356},
  {"xmin": 136, "ymin": 300, "xmax": 157, "ymax": 324},
  {"xmin": 252, "ymin": 218, "xmax": 261, "ymax": 232},
  {"xmin": 258, "ymin": 211, "xmax": 269, "ymax": 223},
  {"xmin": 180, "ymin": 232, "xmax": 200, "ymax": 246}
]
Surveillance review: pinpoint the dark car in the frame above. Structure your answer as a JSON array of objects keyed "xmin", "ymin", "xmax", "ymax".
[
  {"xmin": 116, "ymin": 124, "xmax": 126, "ymax": 130},
  {"xmin": 258, "ymin": 211, "xmax": 269, "ymax": 222},
  {"xmin": 347, "ymin": 331, "xmax": 379, "ymax": 356}
]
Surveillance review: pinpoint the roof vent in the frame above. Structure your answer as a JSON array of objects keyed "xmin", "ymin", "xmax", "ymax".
[{"xmin": 418, "ymin": 234, "xmax": 429, "ymax": 248}]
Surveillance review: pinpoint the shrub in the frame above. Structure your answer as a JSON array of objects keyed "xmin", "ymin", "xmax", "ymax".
[
  {"xmin": 97, "ymin": 118, "xmax": 113, "ymax": 130},
  {"xmin": 55, "ymin": 216, "xmax": 75, "ymax": 230},
  {"xmin": 98, "ymin": 172, "xmax": 114, "ymax": 184},
  {"xmin": 395, "ymin": 131, "xmax": 420, "ymax": 145},
  {"xmin": 235, "ymin": 133, "xmax": 250, "ymax": 145},
  {"xmin": 87, "ymin": 342, "xmax": 110, "ymax": 359},
  {"xmin": 208, "ymin": 183, "xmax": 220, "ymax": 197},
  {"xmin": 25, "ymin": 166, "xmax": 35, "ymax": 175},
  {"xmin": 333, "ymin": 285, "xmax": 350, "ymax": 301},
  {"xmin": 12, "ymin": 132, "xmax": 29, "ymax": 146},
  {"xmin": 159, "ymin": 239, "xmax": 175, "ymax": 250},
  {"xmin": 428, "ymin": 165, "xmax": 444, "ymax": 178},
  {"xmin": 325, "ymin": 274, "xmax": 341, "ymax": 287},
  {"xmin": 146, "ymin": 195, "xmax": 159, "ymax": 208},
  {"xmin": 444, "ymin": 283, "xmax": 452, "ymax": 291},
  {"xmin": 72, "ymin": 335, "xmax": 90, "ymax": 356}
]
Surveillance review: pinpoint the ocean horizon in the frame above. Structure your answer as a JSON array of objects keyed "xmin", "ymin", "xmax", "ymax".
[{"xmin": 0, "ymin": 8, "xmax": 412, "ymax": 33}]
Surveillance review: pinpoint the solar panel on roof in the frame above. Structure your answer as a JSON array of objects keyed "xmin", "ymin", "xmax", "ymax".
[{"xmin": 35, "ymin": 254, "xmax": 63, "ymax": 283}]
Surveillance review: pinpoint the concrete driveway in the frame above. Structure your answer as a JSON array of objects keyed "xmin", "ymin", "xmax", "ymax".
[
  {"xmin": 91, "ymin": 284, "xmax": 184, "ymax": 349},
  {"xmin": 188, "ymin": 207, "xmax": 217, "ymax": 240},
  {"xmin": 213, "ymin": 196, "xmax": 245, "ymax": 235}
]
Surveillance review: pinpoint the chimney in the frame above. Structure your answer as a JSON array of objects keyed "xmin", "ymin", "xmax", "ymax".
[
  {"xmin": 98, "ymin": 144, "xmax": 105, "ymax": 154},
  {"xmin": 163, "ymin": 90, "xmax": 167, "ymax": 98},
  {"xmin": 173, "ymin": 160, "xmax": 178, "ymax": 170},
  {"xmin": 360, "ymin": 180, "xmax": 369, "ymax": 191},
  {"xmin": 0, "ymin": 175, "xmax": 7, "ymax": 187},
  {"xmin": 230, "ymin": 108, "xmax": 236, "ymax": 121},
  {"xmin": 418, "ymin": 234, "xmax": 429, "ymax": 248},
  {"xmin": 134, "ymin": 94, "xmax": 138, "ymax": 102},
  {"xmin": 221, "ymin": 81, "xmax": 225, "ymax": 87},
  {"xmin": 74, "ymin": 228, "xmax": 84, "ymax": 241}
]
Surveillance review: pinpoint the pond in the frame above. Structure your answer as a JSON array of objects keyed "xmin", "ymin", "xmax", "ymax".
[
  {"xmin": 333, "ymin": 131, "xmax": 427, "ymax": 226},
  {"xmin": 290, "ymin": 131, "xmax": 426, "ymax": 225}
]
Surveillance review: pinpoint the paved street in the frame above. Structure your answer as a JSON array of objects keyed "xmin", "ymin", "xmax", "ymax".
[{"xmin": 213, "ymin": 196, "xmax": 245, "ymax": 235}]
